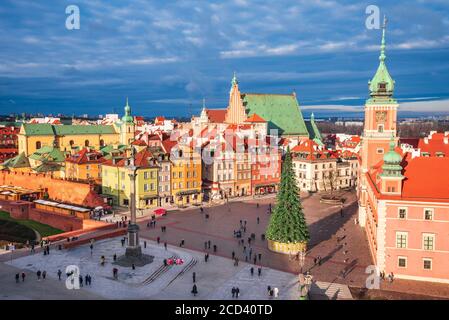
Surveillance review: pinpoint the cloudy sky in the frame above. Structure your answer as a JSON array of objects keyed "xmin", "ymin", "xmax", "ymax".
[{"xmin": 0, "ymin": 0, "xmax": 448, "ymax": 118}]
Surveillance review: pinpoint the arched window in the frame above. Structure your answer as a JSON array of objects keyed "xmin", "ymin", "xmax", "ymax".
[
  {"xmin": 69, "ymin": 140, "xmax": 74, "ymax": 147},
  {"xmin": 35, "ymin": 141, "xmax": 41, "ymax": 150},
  {"xmin": 85, "ymin": 140, "xmax": 89, "ymax": 147},
  {"xmin": 100, "ymin": 139, "xmax": 105, "ymax": 147}
]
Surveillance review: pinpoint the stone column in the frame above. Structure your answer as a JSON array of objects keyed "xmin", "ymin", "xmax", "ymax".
[{"xmin": 125, "ymin": 166, "xmax": 142, "ymax": 258}]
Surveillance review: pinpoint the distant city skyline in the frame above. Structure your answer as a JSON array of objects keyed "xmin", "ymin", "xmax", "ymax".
[{"xmin": 1, "ymin": 0, "xmax": 449, "ymax": 117}]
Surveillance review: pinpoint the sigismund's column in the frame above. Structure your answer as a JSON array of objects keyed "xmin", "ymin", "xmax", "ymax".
[{"xmin": 125, "ymin": 159, "xmax": 142, "ymax": 258}]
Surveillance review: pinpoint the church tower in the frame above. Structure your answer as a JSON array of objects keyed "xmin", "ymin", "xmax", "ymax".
[
  {"xmin": 359, "ymin": 16, "xmax": 398, "ymax": 227},
  {"xmin": 120, "ymin": 98, "xmax": 136, "ymax": 145},
  {"xmin": 361, "ymin": 16, "xmax": 398, "ymax": 171},
  {"xmin": 225, "ymin": 72, "xmax": 247, "ymax": 124}
]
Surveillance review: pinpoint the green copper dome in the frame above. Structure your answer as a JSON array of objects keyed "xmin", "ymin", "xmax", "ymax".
[
  {"xmin": 381, "ymin": 136, "xmax": 403, "ymax": 177},
  {"xmin": 121, "ymin": 98, "xmax": 134, "ymax": 123},
  {"xmin": 368, "ymin": 16, "xmax": 396, "ymax": 101}
]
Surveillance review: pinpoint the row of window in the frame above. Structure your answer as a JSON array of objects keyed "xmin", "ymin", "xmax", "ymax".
[
  {"xmin": 397, "ymin": 256, "xmax": 433, "ymax": 270},
  {"xmin": 398, "ymin": 208, "xmax": 434, "ymax": 220},
  {"xmin": 396, "ymin": 232, "xmax": 435, "ymax": 251},
  {"xmin": 173, "ymin": 171, "xmax": 198, "ymax": 178},
  {"xmin": 173, "ymin": 181, "xmax": 198, "ymax": 189}
]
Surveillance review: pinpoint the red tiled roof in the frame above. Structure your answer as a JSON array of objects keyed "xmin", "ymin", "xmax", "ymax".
[
  {"xmin": 161, "ymin": 139, "xmax": 177, "ymax": 154},
  {"xmin": 132, "ymin": 140, "xmax": 147, "ymax": 146},
  {"xmin": 367, "ymin": 149, "xmax": 449, "ymax": 202},
  {"xmin": 401, "ymin": 155, "xmax": 449, "ymax": 200},
  {"xmin": 291, "ymin": 139, "xmax": 336, "ymax": 160},
  {"xmin": 206, "ymin": 109, "xmax": 227, "ymax": 123},
  {"xmin": 66, "ymin": 148, "xmax": 104, "ymax": 164},
  {"xmin": 245, "ymin": 113, "xmax": 266, "ymax": 123},
  {"xmin": 417, "ymin": 132, "xmax": 449, "ymax": 156}
]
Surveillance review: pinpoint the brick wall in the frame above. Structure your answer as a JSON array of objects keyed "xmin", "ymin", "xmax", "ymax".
[
  {"xmin": 0, "ymin": 200, "xmax": 83, "ymax": 232},
  {"xmin": 29, "ymin": 209, "xmax": 83, "ymax": 232},
  {"xmin": 0, "ymin": 170, "xmax": 102, "ymax": 206}
]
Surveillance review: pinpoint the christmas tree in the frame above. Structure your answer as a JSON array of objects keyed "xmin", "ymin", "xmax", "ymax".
[{"xmin": 266, "ymin": 148, "xmax": 310, "ymax": 244}]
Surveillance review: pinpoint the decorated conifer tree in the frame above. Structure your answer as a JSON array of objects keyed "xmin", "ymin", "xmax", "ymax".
[{"xmin": 266, "ymin": 147, "xmax": 310, "ymax": 246}]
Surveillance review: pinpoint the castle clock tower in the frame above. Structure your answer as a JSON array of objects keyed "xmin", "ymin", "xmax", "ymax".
[{"xmin": 359, "ymin": 16, "xmax": 398, "ymax": 227}]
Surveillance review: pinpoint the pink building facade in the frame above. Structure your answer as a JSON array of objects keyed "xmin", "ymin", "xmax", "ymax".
[{"xmin": 358, "ymin": 21, "xmax": 449, "ymax": 283}]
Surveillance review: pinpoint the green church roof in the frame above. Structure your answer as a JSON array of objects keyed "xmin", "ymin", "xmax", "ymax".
[
  {"xmin": 29, "ymin": 146, "xmax": 66, "ymax": 163},
  {"xmin": 2, "ymin": 152, "xmax": 30, "ymax": 168},
  {"xmin": 21, "ymin": 123, "xmax": 117, "ymax": 136},
  {"xmin": 242, "ymin": 93, "xmax": 309, "ymax": 136}
]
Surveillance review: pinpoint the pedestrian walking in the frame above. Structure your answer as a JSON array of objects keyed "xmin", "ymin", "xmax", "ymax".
[
  {"xmin": 42, "ymin": 270, "xmax": 46, "ymax": 280},
  {"xmin": 164, "ymin": 242, "xmax": 167, "ymax": 250},
  {"xmin": 192, "ymin": 272, "xmax": 196, "ymax": 283},
  {"xmin": 132, "ymin": 263, "xmax": 136, "ymax": 270},
  {"xmin": 235, "ymin": 287, "xmax": 240, "ymax": 298},
  {"xmin": 79, "ymin": 275, "xmax": 83, "ymax": 287},
  {"xmin": 250, "ymin": 267, "xmax": 254, "ymax": 276},
  {"xmin": 113, "ymin": 254, "xmax": 117, "ymax": 262},
  {"xmin": 232, "ymin": 251, "xmax": 235, "ymax": 259},
  {"xmin": 257, "ymin": 216, "xmax": 260, "ymax": 224},
  {"xmin": 191, "ymin": 284, "xmax": 198, "ymax": 297},
  {"xmin": 267, "ymin": 285, "xmax": 271, "ymax": 296},
  {"xmin": 144, "ymin": 241, "xmax": 147, "ymax": 248},
  {"xmin": 121, "ymin": 238, "xmax": 125, "ymax": 247},
  {"xmin": 36, "ymin": 270, "xmax": 42, "ymax": 280},
  {"xmin": 57, "ymin": 269, "xmax": 62, "ymax": 280},
  {"xmin": 231, "ymin": 287, "xmax": 236, "ymax": 298},
  {"xmin": 15, "ymin": 273, "xmax": 19, "ymax": 283},
  {"xmin": 21, "ymin": 272, "xmax": 25, "ymax": 282},
  {"xmin": 274, "ymin": 287, "xmax": 279, "ymax": 298},
  {"xmin": 258, "ymin": 267, "xmax": 262, "ymax": 277}
]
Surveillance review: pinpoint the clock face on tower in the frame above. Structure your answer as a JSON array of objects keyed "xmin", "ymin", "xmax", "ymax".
[{"xmin": 376, "ymin": 111, "xmax": 387, "ymax": 123}]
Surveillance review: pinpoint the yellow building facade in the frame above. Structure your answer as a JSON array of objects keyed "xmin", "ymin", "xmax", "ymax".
[
  {"xmin": 101, "ymin": 148, "xmax": 159, "ymax": 210},
  {"xmin": 171, "ymin": 144, "xmax": 202, "ymax": 206}
]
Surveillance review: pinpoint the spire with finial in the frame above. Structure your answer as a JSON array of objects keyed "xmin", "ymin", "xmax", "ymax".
[
  {"xmin": 379, "ymin": 15, "xmax": 387, "ymax": 63},
  {"xmin": 121, "ymin": 97, "xmax": 134, "ymax": 123},
  {"xmin": 368, "ymin": 15, "xmax": 395, "ymax": 100},
  {"xmin": 231, "ymin": 71, "xmax": 238, "ymax": 86}
]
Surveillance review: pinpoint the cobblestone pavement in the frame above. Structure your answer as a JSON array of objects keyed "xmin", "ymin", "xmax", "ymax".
[
  {"xmin": 137, "ymin": 191, "xmax": 372, "ymax": 287},
  {"xmin": 2, "ymin": 237, "xmax": 352, "ymax": 300}
]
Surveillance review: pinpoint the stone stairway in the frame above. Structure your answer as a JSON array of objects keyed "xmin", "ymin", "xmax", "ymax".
[{"xmin": 310, "ymin": 281, "xmax": 353, "ymax": 300}]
